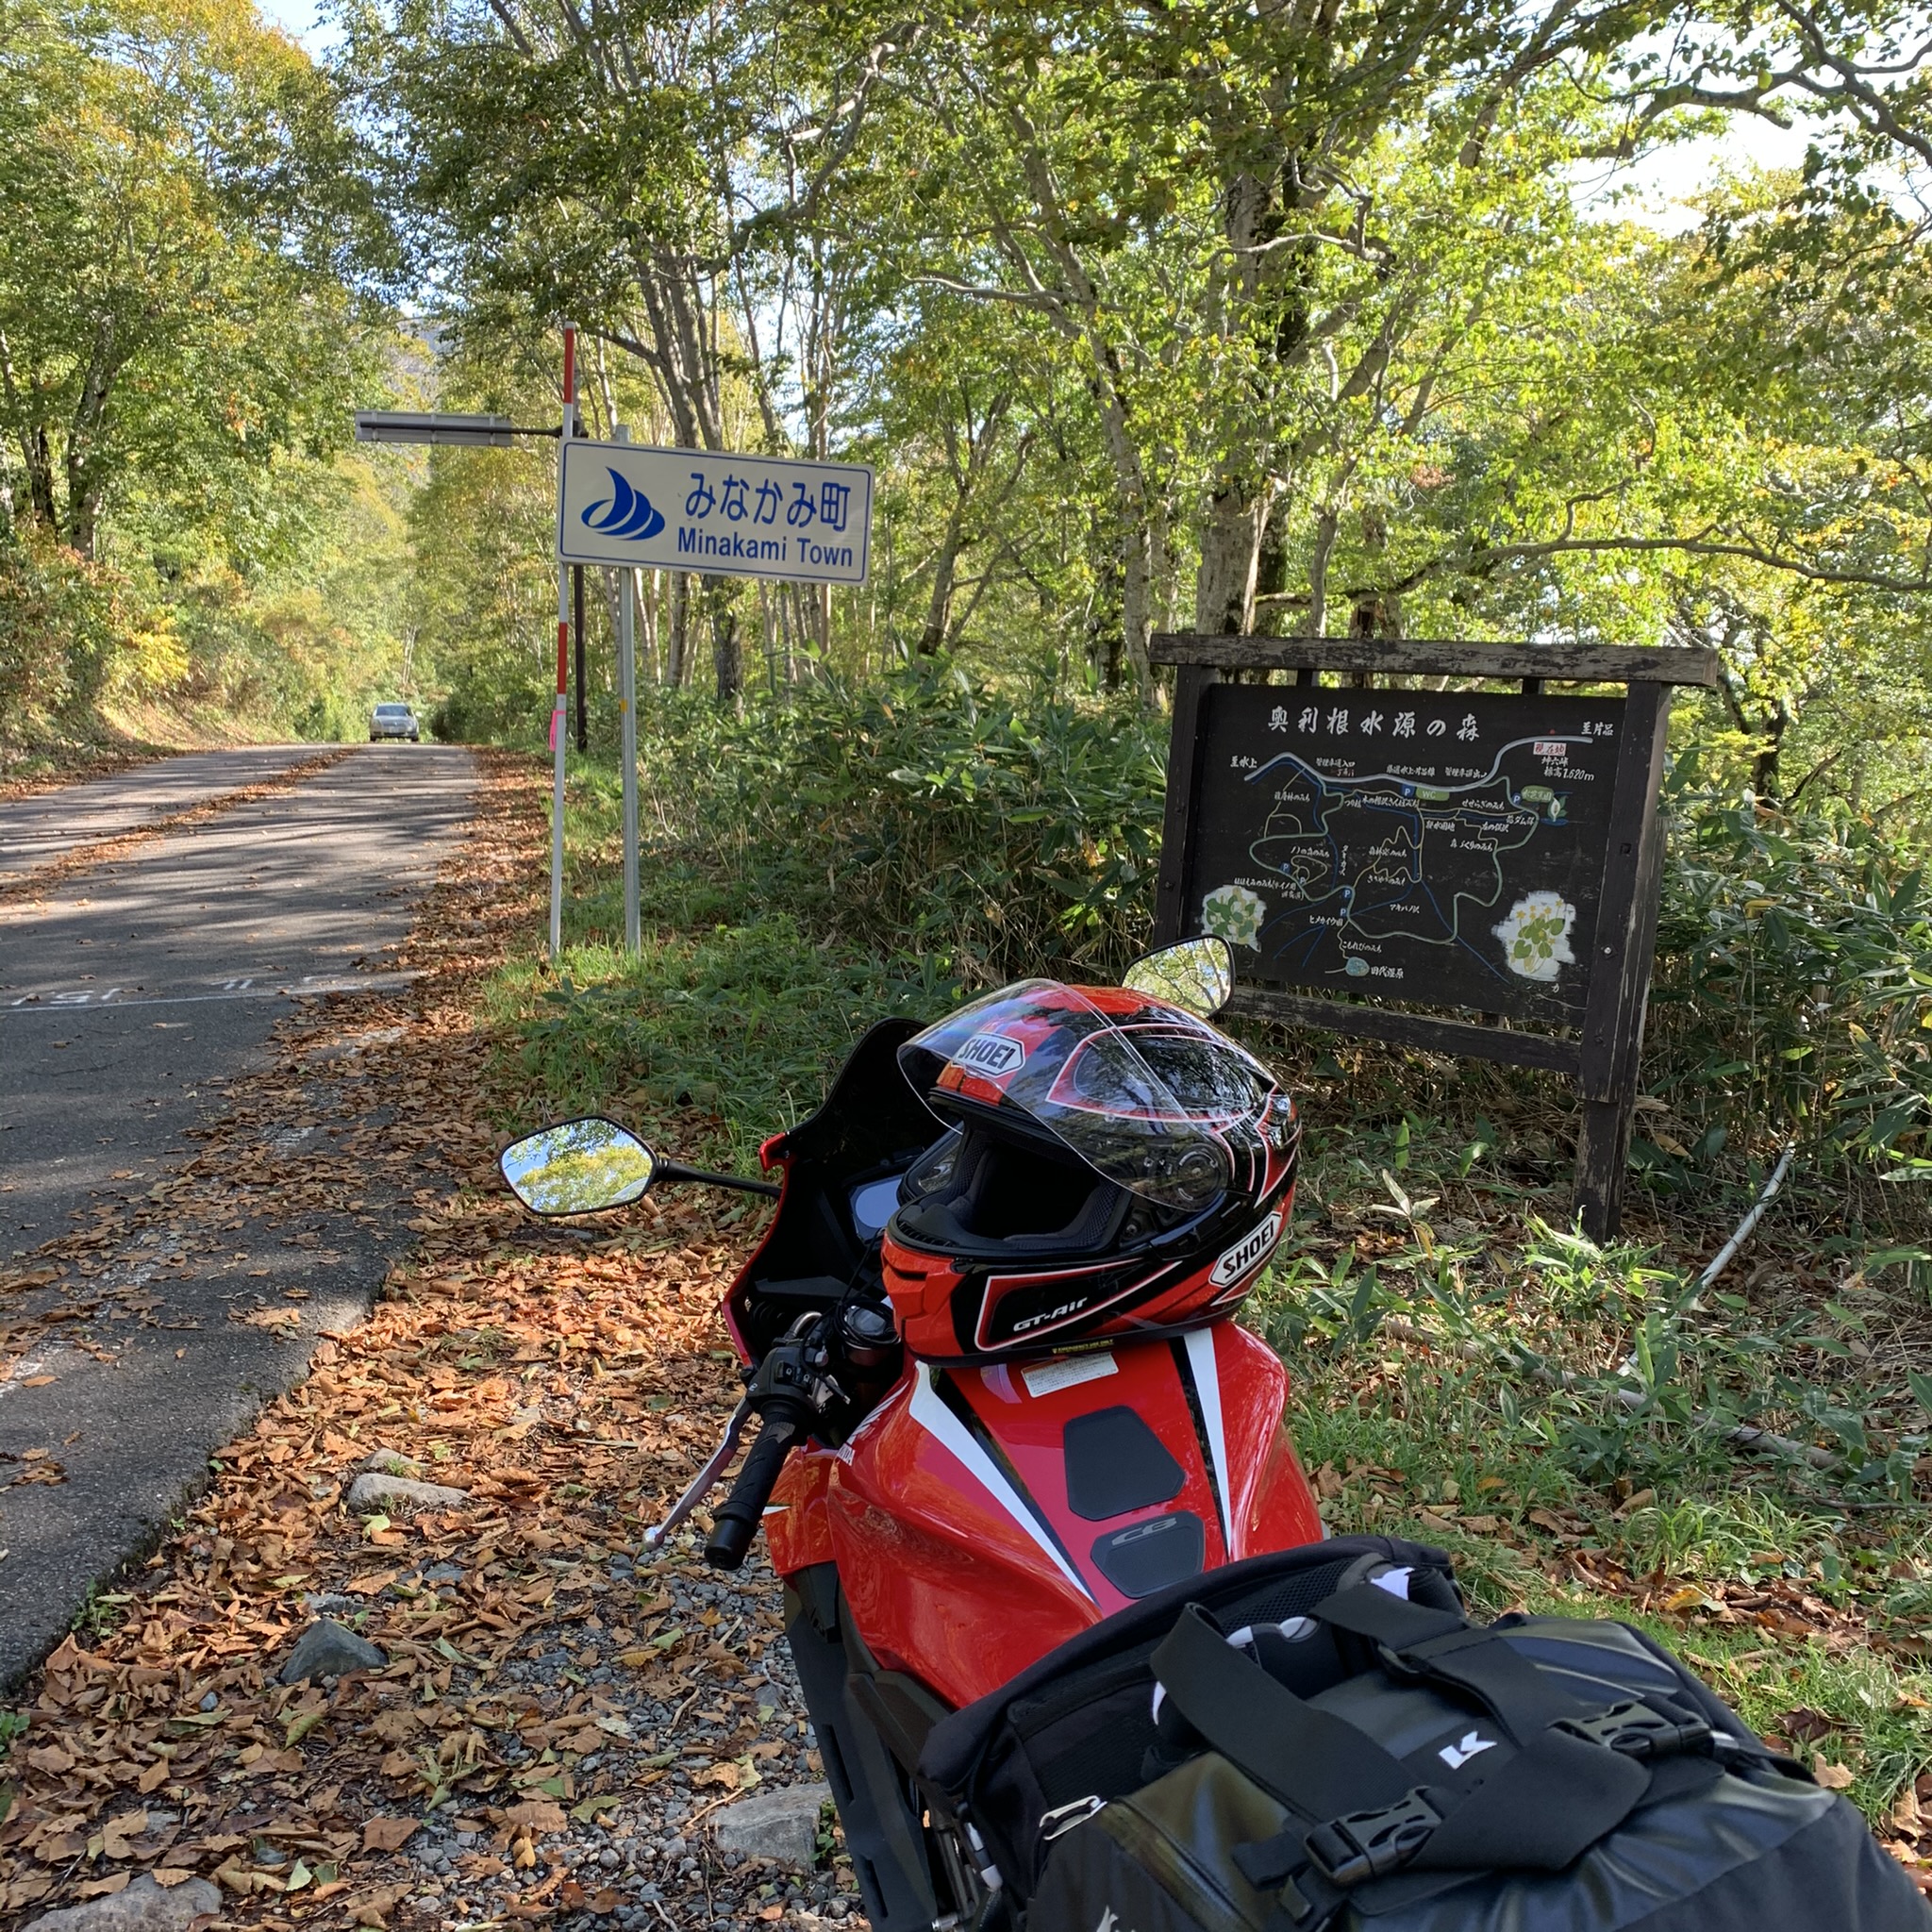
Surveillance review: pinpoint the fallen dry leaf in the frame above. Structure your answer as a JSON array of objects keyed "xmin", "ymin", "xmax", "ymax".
[
  {"xmin": 100, "ymin": 1809, "xmax": 148, "ymax": 1859},
  {"xmin": 504, "ymin": 1800, "xmax": 569, "ymax": 1836},
  {"xmin": 1661, "ymin": 1585, "xmax": 1713, "ymax": 1613},
  {"xmin": 1779, "ymin": 1707, "xmax": 1838, "ymax": 1744},
  {"xmin": 361, "ymin": 1817, "xmax": 420, "ymax": 1853}
]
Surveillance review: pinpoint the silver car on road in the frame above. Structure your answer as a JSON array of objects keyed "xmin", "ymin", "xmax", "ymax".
[{"xmin": 370, "ymin": 703, "xmax": 421, "ymax": 742}]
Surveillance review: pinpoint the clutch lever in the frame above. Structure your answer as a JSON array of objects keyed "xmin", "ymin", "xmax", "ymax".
[{"xmin": 641, "ymin": 1396, "xmax": 754, "ymax": 1551}]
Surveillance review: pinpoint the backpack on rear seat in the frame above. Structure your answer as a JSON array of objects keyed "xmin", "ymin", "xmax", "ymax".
[{"xmin": 918, "ymin": 1536, "xmax": 1929, "ymax": 1932}]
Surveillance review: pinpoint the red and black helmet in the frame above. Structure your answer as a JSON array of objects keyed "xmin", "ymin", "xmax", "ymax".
[{"xmin": 881, "ymin": 979, "xmax": 1298, "ymax": 1362}]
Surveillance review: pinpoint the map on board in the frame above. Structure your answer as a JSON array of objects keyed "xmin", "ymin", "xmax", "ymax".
[{"xmin": 1183, "ymin": 686, "xmax": 1624, "ymax": 1020}]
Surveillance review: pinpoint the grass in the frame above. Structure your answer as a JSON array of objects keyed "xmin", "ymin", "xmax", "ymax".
[
  {"xmin": 488, "ymin": 918, "xmax": 950, "ymax": 1171},
  {"xmin": 1251, "ymin": 1152, "xmax": 1932, "ymax": 1826},
  {"xmin": 479, "ymin": 693, "xmax": 1932, "ymax": 1846}
]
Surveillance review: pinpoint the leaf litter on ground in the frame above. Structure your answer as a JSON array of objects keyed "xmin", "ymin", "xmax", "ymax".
[{"xmin": 0, "ymin": 754, "xmax": 864, "ymax": 1932}]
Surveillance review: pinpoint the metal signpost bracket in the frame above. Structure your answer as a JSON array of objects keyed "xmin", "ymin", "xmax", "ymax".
[{"xmin": 1149, "ymin": 634, "xmax": 1718, "ymax": 1240}]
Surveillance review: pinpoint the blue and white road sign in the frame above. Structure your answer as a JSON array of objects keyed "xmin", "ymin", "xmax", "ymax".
[{"xmin": 558, "ymin": 439, "xmax": 873, "ymax": 585}]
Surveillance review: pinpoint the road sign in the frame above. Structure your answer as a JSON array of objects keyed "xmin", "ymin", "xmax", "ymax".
[{"xmin": 558, "ymin": 439, "xmax": 873, "ymax": 584}]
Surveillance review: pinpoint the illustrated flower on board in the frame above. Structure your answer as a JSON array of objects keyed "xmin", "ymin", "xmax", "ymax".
[
  {"xmin": 1201, "ymin": 885, "xmax": 1267, "ymax": 950},
  {"xmin": 1492, "ymin": 891, "xmax": 1577, "ymax": 982}
]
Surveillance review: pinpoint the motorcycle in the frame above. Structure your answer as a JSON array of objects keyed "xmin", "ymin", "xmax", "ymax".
[{"xmin": 499, "ymin": 937, "xmax": 1324, "ymax": 1930}]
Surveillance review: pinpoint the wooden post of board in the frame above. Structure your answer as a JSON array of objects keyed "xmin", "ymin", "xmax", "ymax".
[
  {"xmin": 1154, "ymin": 662, "xmax": 1222, "ymax": 945},
  {"xmin": 1574, "ymin": 681, "xmax": 1674, "ymax": 1239},
  {"xmin": 1146, "ymin": 633, "xmax": 1718, "ymax": 1246}
]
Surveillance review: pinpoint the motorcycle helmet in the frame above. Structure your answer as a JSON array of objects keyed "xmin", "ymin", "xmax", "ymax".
[{"xmin": 882, "ymin": 978, "xmax": 1298, "ymax": 1361}]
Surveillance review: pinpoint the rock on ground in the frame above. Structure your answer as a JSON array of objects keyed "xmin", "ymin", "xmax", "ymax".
[
  {"xmin": 24, "ymin": 1874, "xmax": 222, "ymax": 1932},
  {"xmin": 279, "ymin": 1617, "xmax": 387, "ymax": 1684},
  {"xmin": 711, "ymin": 1783, "xmax": 832, "ymax": 1871},
  {"xmin": 344, "ymin": 1471, "xmax": 468, "ymax": 1511}
]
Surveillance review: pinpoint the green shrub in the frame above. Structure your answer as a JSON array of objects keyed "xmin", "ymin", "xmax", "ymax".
[
  {"xmin": 1647, "ymin": 771, "xmax": 1932, "ymax": 1183},
  {"xmin": 608, "ymin": 661, "xmax": 1166, "ymax": 990},
  {"xmin": 0, "ymin": 529, "xmax": 125, "ymax": 727}
]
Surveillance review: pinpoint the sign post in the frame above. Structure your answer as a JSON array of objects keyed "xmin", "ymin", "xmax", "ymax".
[
  {"xmin": 612, "ymin": 426, "xmax": 641, "ymax": 955},
  {"xmin": 551, "ymin": 430, "xmax": 873, "ymax": 961},
  {"xmin": 550, "ymin": 325, "xmax": 577, "ymax": 961},
  {"xmin": 1148, "ymin": 635, "xmax": 1718, "ymax": 1239}
]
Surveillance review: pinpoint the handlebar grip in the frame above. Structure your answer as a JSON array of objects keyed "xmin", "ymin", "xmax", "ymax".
[{"xmin": 704, "ymin": 1412, "xmax": 801, "ymax": 1569}]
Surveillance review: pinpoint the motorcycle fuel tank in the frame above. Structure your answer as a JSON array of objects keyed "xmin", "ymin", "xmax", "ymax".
[{"xmin": 765, "ymin": 1321, "xmax": 1323, "ymax": 1709}]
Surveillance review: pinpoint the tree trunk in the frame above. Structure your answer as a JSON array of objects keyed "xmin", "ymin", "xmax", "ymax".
[
  {"xmin": 66, "ymin": 473, "xmax": 101, "ymax": 559},
  {"xmin": 65, "ymin": 320, "xmax": 117, "ymax": 558},
  {"xmin": 0, "ymin": 329, "xmax": 57, "ymax": 531},
  {"xmin": 1090, "ymin": 376, "xmax": 1155, "ymax": 690},
  {"xmin": 712, "ymin": 594, "xmax": 741, "ymax": 706},
  {"xmin": 1192, "ymin": 486, "xmax": 1269, "ymax": 638},
  {"xmin": 1754, "ymin": 702, "xmax": 1790, "ymax": 800},
  {"xmin": 1304, "ymin": 506, "xmax": 1339, "ymax": 638},
  {"xmin": 25, "ymin": 425, "xmax": 56, "ymax": 530},
  {"xmin": 919, "ymin": 501, "xmax": 968, "ymax": 655},
  {"xmin": 667, "ymin": 574, "xmax": 690, "ymax": 687}
]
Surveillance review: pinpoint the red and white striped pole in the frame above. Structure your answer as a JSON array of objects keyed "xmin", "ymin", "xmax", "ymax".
[{"xmin": 549, "ymin": 323, "xmax": 577, "ymax": 958}]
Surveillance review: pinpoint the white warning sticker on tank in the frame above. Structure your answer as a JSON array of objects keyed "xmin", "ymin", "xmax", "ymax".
[
  {"xmin": 1209, "ymin": 1207, "xmax": 1286, "ymax": 1288},
  {"xmin": 1021, "ymin": 1350, "xmax": 1117, "ymax": 1400}
]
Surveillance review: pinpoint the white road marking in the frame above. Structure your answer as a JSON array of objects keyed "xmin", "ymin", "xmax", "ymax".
[{"xmin": 0, "ymin": 972, "xmax": 422, "ymax": 1018}]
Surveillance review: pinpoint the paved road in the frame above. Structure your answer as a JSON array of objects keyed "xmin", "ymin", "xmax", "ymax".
[
  {"xmin": 0, "ymin": 745, "xmax": 475, "ymax": 1685},
  {"xmin": 0, "ymin": 745, "xmax": 320, "ymax": 879}
]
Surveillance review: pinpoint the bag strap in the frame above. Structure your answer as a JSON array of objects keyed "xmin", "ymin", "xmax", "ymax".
[
  {"xmin": 1152, "ymin": 1595, "xmax": 1657, "ymax": 1924},
  {"xmin": 1310, "ymin": 1584, "xmax": 1595, "ymax": 1737},
  {"xmin": 1149, "ymin": 1604, "xmax": 1414, "ymax": 1818}
]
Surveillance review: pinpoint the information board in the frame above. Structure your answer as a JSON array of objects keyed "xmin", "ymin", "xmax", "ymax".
[
  {"xmin": 1184, "ymin": 685, "xmax": 1625, "ymax": 1020},
  {"xmin": 1149, "ymin": 633, "xmax": 1720, "ymax": 1239}
]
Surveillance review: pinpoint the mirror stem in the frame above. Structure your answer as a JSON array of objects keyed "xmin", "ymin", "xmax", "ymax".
[{"xmin": 655, "ymin": 1160, "xmax": 782, "ymax": 1199}]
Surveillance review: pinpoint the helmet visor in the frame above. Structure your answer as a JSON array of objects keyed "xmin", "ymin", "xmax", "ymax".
[{"xmin": 899, "ymin": 979, "xmax": 1273, "ymax": 1210}]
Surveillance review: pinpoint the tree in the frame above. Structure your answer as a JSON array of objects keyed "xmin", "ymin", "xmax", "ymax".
[{"xmin": 0, "ymin": 0, "xmax": 378, "ymax": 559}]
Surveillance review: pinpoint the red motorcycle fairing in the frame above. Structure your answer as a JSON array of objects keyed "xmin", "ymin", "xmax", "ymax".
[{"xmin": 763, "ymin": 1323, "xmax": 1323, "ymax": 1710}]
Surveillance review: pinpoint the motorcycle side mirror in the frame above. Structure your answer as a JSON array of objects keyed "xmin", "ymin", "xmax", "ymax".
[
  {"xmin": 1123, "ymin": 936, "xmax": 1235, "ymax": 1019},
  {"xmin": 500, "ymin": 1117, "xmax": 657, "ymax": 1215}
]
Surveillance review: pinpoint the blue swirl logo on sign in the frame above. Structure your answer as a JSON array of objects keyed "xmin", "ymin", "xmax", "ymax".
[{"xmin": 581, "ymin": 468, "xmax": 665, "ymax": 541}]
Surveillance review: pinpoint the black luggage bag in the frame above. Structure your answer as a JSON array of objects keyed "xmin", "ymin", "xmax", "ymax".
[{"xmin": 918, "ymin": 1535, "xmax": 1929, "ymax": 1931}]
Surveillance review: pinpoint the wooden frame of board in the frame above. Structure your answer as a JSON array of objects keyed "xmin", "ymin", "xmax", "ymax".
[{"xmin": 1149, "ymin": 633, "xmax": 1720, "ymax": 1239}]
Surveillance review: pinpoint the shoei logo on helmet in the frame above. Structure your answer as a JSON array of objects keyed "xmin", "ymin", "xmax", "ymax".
[
  {"xmin": 1209, "ymin": 1208, "xmax": 1285, "ymax": 1288},
  {"xmin": 953, "ymin": 1031, "xmax": 1027, "ymax": 1078}
]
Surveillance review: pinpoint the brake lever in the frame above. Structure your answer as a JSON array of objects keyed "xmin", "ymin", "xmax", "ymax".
[{"xmin": 641, "ymin": 1396, "xmax": 754, "ymax": 1551}]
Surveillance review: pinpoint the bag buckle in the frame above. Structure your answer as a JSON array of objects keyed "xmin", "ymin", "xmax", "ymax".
[
  {"xmin": 1559, "ymin": 1699, "xmax": 1711, "ymax": 1760},
  {"xmin": 1304, "ymin": 1788, "xmax": 1441, "ymax": 1887},
  {"xmin": 1039, "ymin": 1795, "xmax": 1105, "ymax": 1843}
]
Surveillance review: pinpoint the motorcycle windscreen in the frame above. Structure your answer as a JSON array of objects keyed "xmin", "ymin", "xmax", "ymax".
[{"xmin": 898, "ymin": 980, "xmax": 1277, "ymax": 1211}]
